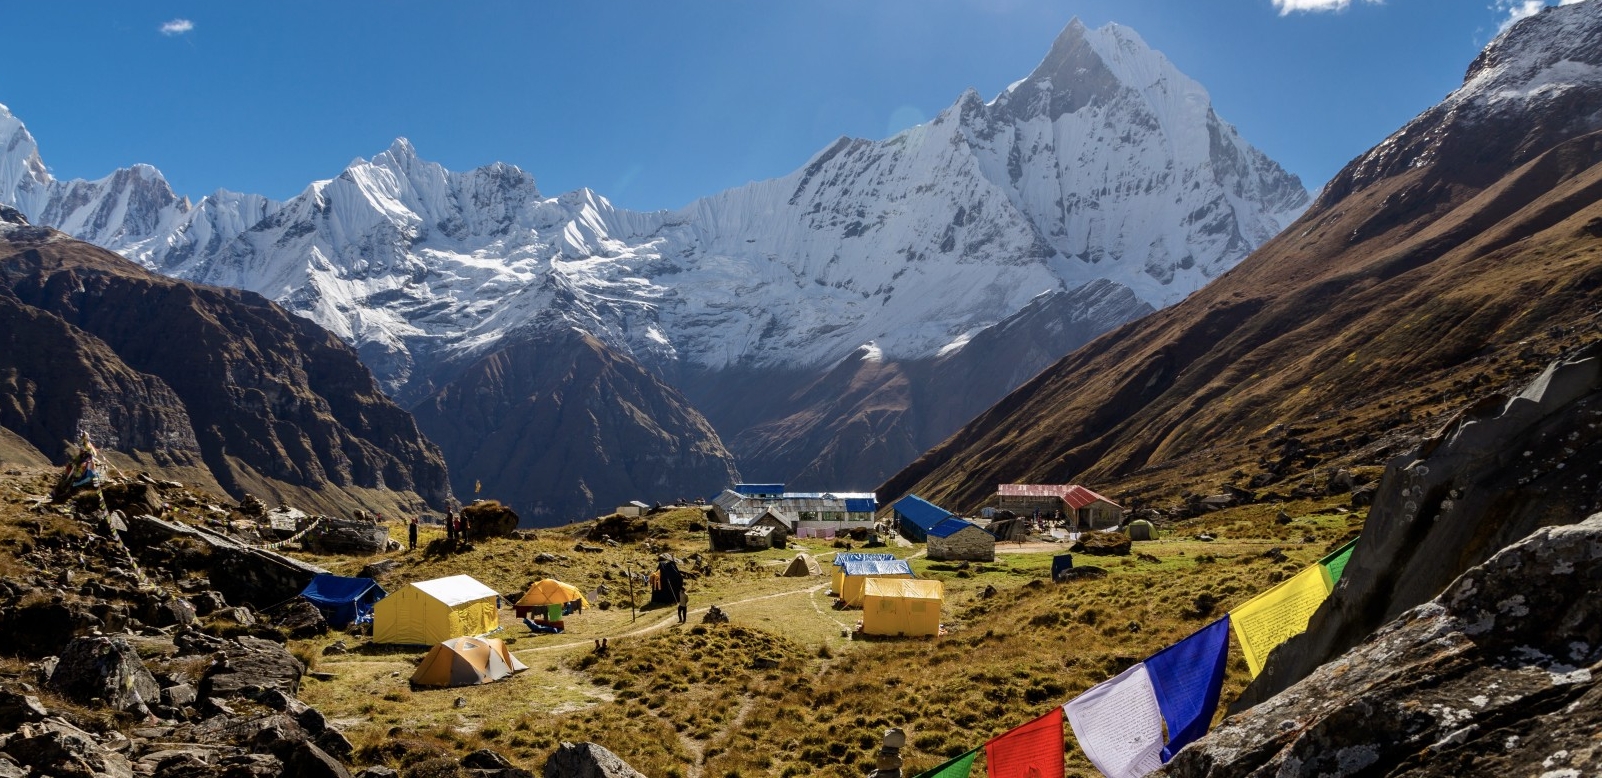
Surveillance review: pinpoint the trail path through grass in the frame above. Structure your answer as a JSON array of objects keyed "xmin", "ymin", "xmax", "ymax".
[{"xmin": 511, "ymin": 582, "xmax": 830, "ymax": 658}]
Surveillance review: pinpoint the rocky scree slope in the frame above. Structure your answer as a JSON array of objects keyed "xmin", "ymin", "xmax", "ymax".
[
  {"xmin": 1, "ymin": 18, "xmax": 1307, "ymax": 519},
  {"xmin": 0, "ymin": 210, "xmax": 450, "ymax": 516},
  {"xmin": 882, "ymin": 1, "xmax": 1602, "ymax": 515}
]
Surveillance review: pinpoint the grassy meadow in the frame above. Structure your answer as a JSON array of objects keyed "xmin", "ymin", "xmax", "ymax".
[{"xmin": 283, "ymin": 498, "xmax": 1361, "ymax": 777}]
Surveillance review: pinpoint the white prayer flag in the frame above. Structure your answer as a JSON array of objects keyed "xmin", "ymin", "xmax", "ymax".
[{"xmin": 1064, "ymin": 663, "xmax": 1166, "ymax": 778}]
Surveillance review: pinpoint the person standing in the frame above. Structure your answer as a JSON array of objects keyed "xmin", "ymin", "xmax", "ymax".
[
  {"xmin": 460, "ymin": 510, "xmax": 471, "ymax": 542},
  {"xmin": 676, "ymin": 587, "xmax": 689, "ymax": 624},
  {"xmin": 408, "ymin": 516, "xmax": 418, "ymax": 551},
  {"xmin": 445, "ymin": 509, "xmax": 456, "ymax": 545}
]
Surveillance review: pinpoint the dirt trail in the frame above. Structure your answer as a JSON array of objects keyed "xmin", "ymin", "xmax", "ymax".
[{"xmin": 511, "ymin": 582, "xmax": 828, "ymax": 658}]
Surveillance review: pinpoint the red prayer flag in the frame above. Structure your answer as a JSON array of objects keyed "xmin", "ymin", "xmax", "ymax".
[{"xmin": 985, "ymin": 708, "xmax": 1064, "ymax": 778}]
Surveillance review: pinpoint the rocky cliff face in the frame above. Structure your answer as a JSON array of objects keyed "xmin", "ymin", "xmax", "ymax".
[
  {"xmin": 411, "ymin": 329, "xmax": 738, "ymax": 522},
  {"xmin": 1234, "ymin": 341, "xmax": 1602, "ymax": 710},
  {"xmin": 0, "ymin": 216, "xmax": 451, "ymax": 516},
  {"xmin": 882, "ymin": 1, "xmax": 1602, "ymax": 513},
  {"xmin": 1167, "ymin": 513, "xmax": 1602, "ymax": 777}
]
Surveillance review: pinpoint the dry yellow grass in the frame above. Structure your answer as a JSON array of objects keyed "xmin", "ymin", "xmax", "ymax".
[
  {"xmin": 0, "ymin": 464, "xmax": 1358, "ymax": 776},
  {"xmin": 296, "ymin": 497, "xmax": 1357, "ymax": 776}
]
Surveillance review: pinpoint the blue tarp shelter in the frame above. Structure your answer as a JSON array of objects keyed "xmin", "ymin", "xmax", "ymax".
[
  {"xmin": 892, "ymin": 495, "xmax": 957, "ymax": 543},
  {"xmin": 300, "ymin": 574, "xmax": 387, "ymax": 628},
  {"xmin": 832, "ymin": 552, "xmax": 896, "ymax": 568}
]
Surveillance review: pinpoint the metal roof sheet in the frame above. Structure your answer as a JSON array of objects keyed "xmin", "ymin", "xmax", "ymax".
[
  {"xmin": 928, "ymin": 518, "xmax": 993, "ymax": 539},
  {"xmin": 892, "ymin": 495, "xmax": 956, "ymax": 530}
]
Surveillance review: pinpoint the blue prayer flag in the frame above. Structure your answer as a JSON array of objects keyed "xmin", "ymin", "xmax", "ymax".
[{"xmin": 1144, "ymin": 616, "xmax": 1230, "ymax": 761}]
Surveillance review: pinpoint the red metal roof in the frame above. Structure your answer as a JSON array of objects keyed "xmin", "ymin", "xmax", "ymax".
[
  {"xmin": 997, "ymin": 484, "xmax": 1070, "ymax": 498},
  {"xmin": 997, "ymin": 484, "xmax": 1119, "ymax": 510},
  {"xmin": 1063, "ymin": 485, "xmax": 1118, "ymax": 510}
]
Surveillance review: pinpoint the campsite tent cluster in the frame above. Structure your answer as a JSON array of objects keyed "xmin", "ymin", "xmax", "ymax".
[
  {"xmin": 295, "ymin": 572, "xmax": 589, "ymax": 688},
  {"xmin": 830, "ymin": 553, "xmax": 943, "ymax": 637}
]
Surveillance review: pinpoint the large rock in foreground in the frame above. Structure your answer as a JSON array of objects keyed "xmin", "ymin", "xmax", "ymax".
[
  {"xmin": 47, "ymin": 636, "xmax": 160, "ymax": 714},
  {"xmin": 1238, "ymin": 341, "xmax": 1602, "ymax": 707},
  {"xmin": 1166, "ymin": 515, "xmax": 1602, "ymax": 777},
  {"xmin": 542, "ymin": 741, "xmax": 647, "ymax": 778}
]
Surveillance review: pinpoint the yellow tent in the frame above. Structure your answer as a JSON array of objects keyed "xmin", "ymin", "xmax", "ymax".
[
  {"xmin": 411, "ymin": 636, "xmax": 527, "ymax": 687},
  {"xmin": 373, "ymin": 574, "xmax": 500, "ymax": 645},
  {"xmin": 861, "ymin": 578, "xmax": 943, "ymax": 637},
  {"xmin": 839, "ymin": 562, "xmax": 915, "ymax": 607},
  {"xmin": 514, "ymin": 579, "xmax": 590, "ymax": 618}
]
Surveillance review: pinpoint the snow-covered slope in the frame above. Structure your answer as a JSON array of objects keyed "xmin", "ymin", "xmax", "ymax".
[
  {"xmin": 4, "ymin": 20, "xmax": 1309, "ymax": 392},
  {"xmin": 0, "ymin": 103, "xmax": 285, "ymax": 278},
  {"xmin": 3, "ymin": 18, "xmax": 1317, "ymax": 509}
]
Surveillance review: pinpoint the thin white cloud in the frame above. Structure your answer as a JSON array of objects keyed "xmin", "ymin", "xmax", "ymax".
[
  {"xmin": 159, "ymin": 18, "xmax": 194, "ymax": 36},
  {"xmin": 1496, "ymin": 0, "xmax": 1585, "ymax": 32},
  {"xmin": 1271, "ymin": 0, "xmax": 1383, "ymax": 15}
]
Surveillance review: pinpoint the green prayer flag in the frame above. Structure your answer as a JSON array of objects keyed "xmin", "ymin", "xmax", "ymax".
[
  {"xmin": 1319, "ymin": 537, "xmax": 1359, "ymax": 584},
  {"xmin": 912, "ymin": 748, "xmax": 978, "ymax": 778}
]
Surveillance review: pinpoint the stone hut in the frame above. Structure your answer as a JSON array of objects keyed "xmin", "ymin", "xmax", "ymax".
[{"xmin": 926, "ymin": 518, "xmax": 996, "ymax": 562}]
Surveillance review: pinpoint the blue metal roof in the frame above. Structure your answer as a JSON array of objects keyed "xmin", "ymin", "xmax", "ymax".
[
  {"xmin": 928, "ymin": 518, "xmax": 992, "ymax": 539},
  {"xmin": 735, "ymin": 483, "xmax": 786, "ymax": 495},
  {"xmin": 844, "ymin": 498, "xmax": 878, "ymax": 513},
  {"xmin": 839, "ymin": 559, "xmax": 914, "ymax": 577},
  {"xmin": 892, "ymin": 495, "xmax": 956, "ymax": 531},
  {"xmin": 832, "ymin": 552, "xmax": 896, "ymax": 568}
]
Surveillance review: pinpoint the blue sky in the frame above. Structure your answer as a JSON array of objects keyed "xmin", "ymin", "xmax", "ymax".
[{"xmin": 4, "ymin": 0, "xmax": 1577, "ymax": 212}]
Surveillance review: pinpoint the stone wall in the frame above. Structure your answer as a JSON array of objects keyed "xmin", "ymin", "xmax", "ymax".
[{"xmin": 928, "ymin": 526, "xmax": 995, "ymax": 562}]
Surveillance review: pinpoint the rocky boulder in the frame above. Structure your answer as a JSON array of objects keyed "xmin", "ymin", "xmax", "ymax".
[
  {"xmin": 273, "ymin": 598, "xmax": 330, "ymax": 639},
  {"xmin": 1167, "ymin": 515, "xmax": 1602, "ymax": 777},
  {"xmin": 1238, "ymin": 344, "xmax": 1602, "ymax": 708},
  {"xmin": 463, "ymin": 500, "xmax": 522, "ymax": 540},
  {"xmin": 0, "ymin": 598, "xmax": 103, "ymax": 657},
  {"xmin": 0, "ymin": 688, "xmax": 49, "ymax": 730},
  {"xmin": 1071, "ymin": 531, "xmax": 1132, "ymax": 556},
  {"xmin": 123, "ymin": 513, "xmax": 329, "ymax": 608},
  {"xmin": 542, "ymin": 742, "xmax": 647, "ymax": 778},
  {"xmin": 47, "ymin": 636, "xmax": 160, "ymax": 714},
  {"xmin": 303, "ymin": 516, "xmax": 389, "ymax": 555},
  {"xmin": 200, "ymin": 636, "xmax": 305, "ymax": 701},
  {"xmin": 0, "ymin": 717, "xmax": 134, "ymax": 778}
]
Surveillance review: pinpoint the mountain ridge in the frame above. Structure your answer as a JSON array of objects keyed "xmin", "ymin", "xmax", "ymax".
[{"xmin": 2, "ymin": 19, "xmax": 1311, "ymax": 519}]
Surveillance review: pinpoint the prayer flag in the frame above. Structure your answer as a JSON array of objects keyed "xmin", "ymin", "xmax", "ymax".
[
  {"xmin": 1064, "ymin": 664, "xmax": 1165, "ymax": 778},
  {"xmin": 1229, "ymin": 564, "xmax": 1333, "ymax": 677},
  {"xmin": 1319, "ymin": 537, "xmax": 1358, "ymax": 586},
  {"xmin": 911, "ymin": 748, "xmax": 978, "ymax": 778},
  {"xmin": 1145, "ymin": 617, "xmax": 1230, "ymax": 761},
  {"xmin": 986, "ymin": 707, "xmax": 1064, "ymax": 778}
]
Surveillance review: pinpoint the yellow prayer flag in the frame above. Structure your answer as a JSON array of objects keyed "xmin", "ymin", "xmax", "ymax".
[{"xmin": 1229, "ymin": 564, "xmax": 1333, "ymax": 677}]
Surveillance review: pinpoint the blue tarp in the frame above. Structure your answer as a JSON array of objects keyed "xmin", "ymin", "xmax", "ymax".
[
  {"xmin": 839, "ymin": 559, "xmax": 915, "ymax": 577},
  {"xmin": 299, "ymin": 574, "xmax": 387, "ymax": 628},
  {"xmin": 1146, "ymin": 617, "xmax": 1231, "ymax": 761},
  {"xmin": 832, "ymin": 552, "xmax": 896, "ymax": 568}
]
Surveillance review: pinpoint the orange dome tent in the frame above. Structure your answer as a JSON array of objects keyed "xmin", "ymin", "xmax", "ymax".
[
  {"xmin": 410, "ymin": 636, "xmax": 527, "ymax": 687},
  {"xmin": 514, "ymin": 579, "xmax": 590, "ymax": 618}
]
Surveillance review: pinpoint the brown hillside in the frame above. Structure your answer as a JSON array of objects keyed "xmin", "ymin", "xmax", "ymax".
[
  {"xmin": 0, "ymin": 225, "xmax": 452, "ymax": 517},
  {"xmin": 882, "ymin": 41, "xmax": 1602, "ymax": 513}
]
